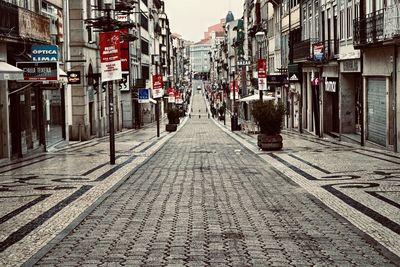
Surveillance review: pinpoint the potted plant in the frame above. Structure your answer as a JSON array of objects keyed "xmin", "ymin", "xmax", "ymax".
[
  {"xmin": 251, "ymin": 100, "xmax": 285, "ymax": 151},
  {"xmin": 166, "ymin": 107, "xmax": 180, "ymax": 132}
]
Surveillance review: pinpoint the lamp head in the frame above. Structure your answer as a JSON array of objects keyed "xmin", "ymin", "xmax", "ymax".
[{"xmin": 255, "ymin": 31, "xmax": 265, "ymax": 43}]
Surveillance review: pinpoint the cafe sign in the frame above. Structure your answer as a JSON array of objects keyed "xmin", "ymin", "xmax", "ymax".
[{"xmin": 67, "ymin": 71, "xmax": 81, "ymax": 84}]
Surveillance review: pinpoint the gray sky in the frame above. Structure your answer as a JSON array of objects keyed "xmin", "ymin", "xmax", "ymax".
[{"xmin": 164, "ymin": 0, "xmax": 244, "ymax": 42}]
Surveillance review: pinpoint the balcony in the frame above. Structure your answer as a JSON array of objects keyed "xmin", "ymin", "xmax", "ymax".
[
  {"xmin": 293, "ymin": 39, "xmax": 316, "ymax": 62},
  {"xmin": 0, "ymin": 0, "xmax": 50, "ymax": 43},
  {"xmin": 354, "ymin": 5, "xmax": 400, "ymax": 48}
]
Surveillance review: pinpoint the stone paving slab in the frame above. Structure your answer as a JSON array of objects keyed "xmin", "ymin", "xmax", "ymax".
[
  {"xmin": 214, "ymin": 108, "xmax": 400, "ymax": 260},
  {"xmin": 0, "ymin": 90, "xmax": 399, "ymax": 266},
  {"xmin": 0, "ymin": 119, "xmax": 185, "ymax": 267},
  {"xmin": 26, "ymin": 92, "xmax": 400, "ymax": 266}
]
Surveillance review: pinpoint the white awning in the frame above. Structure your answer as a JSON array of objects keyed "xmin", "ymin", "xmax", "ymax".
[
  {"xmin": 0, "ymin": 61, "xmax": 24, "ymax": 81},
  {"xmin": 149, "ymin": 98, "xmax": 157, "ymax": 104},
  {"xmin": 238, "ymin": 94, "xmax": 275, "ymax": 102}
]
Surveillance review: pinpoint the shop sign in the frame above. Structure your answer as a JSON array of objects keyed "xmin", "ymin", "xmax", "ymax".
[
  {"xmin": 17, "ymin": 62, "xmax": 59, "ymax": 81},
  {"xmin": 341, "ymin": 59, "xmax": 360, "ymax": 73},
  {"xmin": 32, "ymin": 45, "xmax": 59, "ymax": 62},
  {"xmin": 138, "ymin": 88, "xmax": 150, "ymax": 103},
  {"xmin": 325, "ymin": 80, "xmax": 337, "ymax": 92},
  {"xmin": 100, "ymin": 31, "xmax": 122, "ymax": 82},
  {"xmin": 152, "ymin": 74, "xmax": 164, "ymax": 98},
  {"xmin": 267, "ymin": 74, "xmax": 287, "ymax": 85},
  {"xmin": 313, "ymin": 42, "xmax": 325, "ymax": 61},
  {"xmin": 257, "ymin": 59, "xmax": 267, "ymax": 78},
  {"xmin": 67, "ymin": 71, "xmax": 81, "ymax": 84}
]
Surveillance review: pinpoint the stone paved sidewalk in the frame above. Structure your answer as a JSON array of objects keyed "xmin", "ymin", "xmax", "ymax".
[{"xmin": 25, "ymin": 92, "xmax": 400, "ymax": 266}]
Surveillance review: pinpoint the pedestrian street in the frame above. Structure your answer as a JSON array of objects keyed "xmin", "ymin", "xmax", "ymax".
[{"xmin": 23, "ymin": 92, "xmax": 400, "ymax": 266}]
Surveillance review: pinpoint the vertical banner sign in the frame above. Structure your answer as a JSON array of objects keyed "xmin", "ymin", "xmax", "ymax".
[
  {"xmin": 152, "ymin": 74, "xmax": 164, "ymax": 98},
  {"xmin": 118, "ymin": 28, "xmax": 129, "ymax": 71},
  {"xmin": 230, "ymin": 80, "xmax": 239, "ymax": 100},
  {"xmin": 100, "ymin": 31, "xmax": 122, "ymax": 82},
  {"xmin": 258, "ymin": 59, "xmax": 267, "ymax": 91},
  {"xmin": 168, "ymin": 87, "xmax": 175, "ymax": 103}
]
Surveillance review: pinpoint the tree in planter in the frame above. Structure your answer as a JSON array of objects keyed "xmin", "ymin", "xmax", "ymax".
[
  {"xmin": 166, "ymin": 107, "xmax": 180, "ymax": 132},
  {"xmin": 251, "ymin": 100, "xmax": 285, "ymax": 150}
]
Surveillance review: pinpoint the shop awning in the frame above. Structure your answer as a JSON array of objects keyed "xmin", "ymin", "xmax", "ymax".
[
  {"xmin": 0, "ymin": 61, "xmax": 24, "ymax": 81},
  {"xmin": 239, "ymin": 94, "xmax": 275, "ymax": 102}
]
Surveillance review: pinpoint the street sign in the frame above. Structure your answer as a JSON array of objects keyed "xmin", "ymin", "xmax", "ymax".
[
  {"xmin": 138, "ymin": 88, "xmax": 150, "ymax": 103},
  {"xmin": 237, "ymin": 59, "xmax": 251, "ymax": 66}
]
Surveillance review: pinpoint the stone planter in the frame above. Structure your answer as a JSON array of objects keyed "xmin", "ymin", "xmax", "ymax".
[
  {"xmin": 257, "ymin": 134, "xmax": 283, "ymax": 151},
  {"xmin": 166, "ymin": 124, "xmax": 177, "ymax": 132}
]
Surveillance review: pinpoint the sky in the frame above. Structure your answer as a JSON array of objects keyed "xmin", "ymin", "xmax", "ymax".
[{"xmin": 164, "ymin": 0, "xmax": 244, "ymax": 42}]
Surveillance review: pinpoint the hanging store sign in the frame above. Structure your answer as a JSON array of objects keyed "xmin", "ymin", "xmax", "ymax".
[
  {"xmin": 325, "ymin": 80, "xmax": 337, "ymax": 92},
  {"xmin": 17, "ymin": 62, "xmax": 59, "ymax": 81},
  {"xmin": 67, "ymin": 71, "xmax": 81, "ymax": 84},
  {"xmin": 32, "ymin": 45, "xmax": 59, "ymax": 62},
  {"xmin": 313, "ymin": 42, "xmax": 325, "ymax": 61},
  {"xmin": 152, "ymin": 74, "xmax": 164, "ymax": 98},
  {"xmin": 100, "ymin": 31, "xmax": 122, "ymax": 82},
  {"xmin": 257, "ymin": 59, "xmax": 267, "ymax": 78}
]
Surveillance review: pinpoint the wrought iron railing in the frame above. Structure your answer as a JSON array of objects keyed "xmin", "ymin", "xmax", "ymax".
[
  {"xmin": 293, "ymin": 38, "xmax": 318, "ymax": 61},
  {"xmin": 354, "ymin": 5, "xmax": 400, "ymax": 47}
]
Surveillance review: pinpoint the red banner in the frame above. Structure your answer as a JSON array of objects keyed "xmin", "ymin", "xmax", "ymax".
[
  {"xmin": 152, "ymin": 74, "xmax": 163, "ymax": 98},
  {"xmin": 258, "ymin": 59, "xmax": 267, "ymax": 78},
  {"xmin": 100, "ymin": 31, "xmax": 122, "ymax": 82},
  {"xmin": 118, "ymin": 28, "xmax": 129, "ymax": 71},
  {"xmin": 230, "ymin": 80, "xmax": 239, "ymax": 92}
]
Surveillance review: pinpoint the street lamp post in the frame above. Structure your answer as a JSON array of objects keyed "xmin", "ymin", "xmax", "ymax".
[{"xmin": 255, "ymin": 31, "xmax": 265, "ymax": 101}]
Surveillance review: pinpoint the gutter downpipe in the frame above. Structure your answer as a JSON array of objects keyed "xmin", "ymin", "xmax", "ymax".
[{"xmin": 394, "ymin": 42, "xmax": 398, "ymax": 152}]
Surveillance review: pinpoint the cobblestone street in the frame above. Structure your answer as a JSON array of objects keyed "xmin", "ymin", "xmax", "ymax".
[{"xmin": 0, "ymin": 91, "xmax": 399, "ymax": 266}]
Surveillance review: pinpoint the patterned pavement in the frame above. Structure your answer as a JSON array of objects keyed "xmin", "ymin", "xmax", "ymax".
[{"xmin": 0, "ymin": 91, "xmax": 399, "ymax": 266}]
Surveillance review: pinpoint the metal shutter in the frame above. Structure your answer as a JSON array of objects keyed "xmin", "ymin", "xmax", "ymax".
[{"xmin": 367, "ymin": 78, "xmax": 386, "ymax": 146}]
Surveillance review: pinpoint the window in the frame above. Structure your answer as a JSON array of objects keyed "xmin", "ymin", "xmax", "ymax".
[
  {"xmin": 141, "ymin": 13, "xmax": 148, "ymax": 31},
  {"xmin": 339, "ymin": 10, "xmax": 344, "ymax": 39},
  {"xmin": 141, "ymin": 0, "xmax": 148, "ymax": 7},
  {"xmin": 141, "ymin": 65, "xmax": 149, "ymax": 80},
  {"xmin": 141, "ymin": 39, "xmax": 149, "ymax": 55},
  {"xmin": 315, "ymin": 1, "xmax": 319, "ymax": 39},
  {"xmin": 347, "ymin": 6, "xmax": 352, "ymax": 38},
  {"xmin": 302, "ymin": 6, "xmax": 307, "ymax": 39}
]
